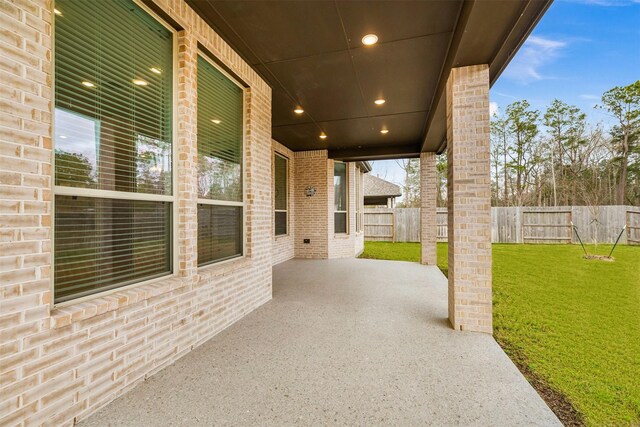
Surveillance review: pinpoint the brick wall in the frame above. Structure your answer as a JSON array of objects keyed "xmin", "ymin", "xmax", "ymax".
[
  {"xmin": 291, "ymin": 152, "xmax": 363, "ymax": 259},
  {"xmin": 0, "ymin": 0, "xmax": 273, "ymax": 425},
  {"xmin": 420, "ymin": 152, "xmax": 437, "ymax": 265},
  {"xmin": 446, "ymin": 64, "xmax": 492, "ymax": 334},
  {"xmin": 293, "ymin": 150, "xmax": 329, "ymax": 259},
  {"xmin": 271, "ymin": 140, "xmax": 294, "ymax": 265}
]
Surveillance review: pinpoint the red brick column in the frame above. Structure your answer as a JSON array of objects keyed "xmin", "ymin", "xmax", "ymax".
[
  {"xmin": 446, "ymin": 65, "xmax": 492, "ymax": 333},
  {"xmin": 420, "ymin": 152, "xmax": 437, "ymax": 265}
]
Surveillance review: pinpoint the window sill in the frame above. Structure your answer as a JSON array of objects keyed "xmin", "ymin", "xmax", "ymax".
[
  {"xmin": 274, "ymin": 234, "xmax": 290, "ymax": 240},
  {"xmin": 197, "ymin": 256, "xmax": 250, "ymax": 281},
  {"xmin": 334, "ymin": 234, "xmax": 350, "ymax": 239},
  {"xmin": 49, "ymin": 275, "xmax": 187, "ymax": 329},
  {"xmin": 48, "ymin": 258, "xmax": 254, "ymax": 330}
]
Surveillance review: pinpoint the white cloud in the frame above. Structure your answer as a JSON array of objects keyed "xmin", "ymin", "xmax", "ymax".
[
  {"xmin": 580, "ymin": 94, "xmax": 600, "ymax": 100},
  {"xmin": 565, "ymin": 0, "xmax": 638, "ymax": 6},
  {"xmin": 490, "ymin": 102, "xmax": 500, "ymax": 117},
  {"xmin": 503, "ymin": 36, "xmax": 567, "ymax": 84},
  {"xmin": 527, "ymin": 36, "xmax": 566, "ymax": 50},
  {"xmin": 493, "ymin": 91, "xmax": 518, "ymax": 100}
]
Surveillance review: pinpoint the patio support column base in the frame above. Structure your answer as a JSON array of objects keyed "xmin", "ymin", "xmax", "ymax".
[
  {"xmin": 420, "ymin": 152, "xmax": 437, "ymax": 265},
  {"xmin": 446, "ymin": 64, "xmax": 493, "ymax": 334}
]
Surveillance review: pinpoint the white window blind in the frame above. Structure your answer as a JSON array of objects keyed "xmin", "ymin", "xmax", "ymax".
[
  {"xmin": 356, "ymin": 168, "xmax": 362, "ymax": 232},
  {"xmin": 334, "ymin": 162, "xmax": 348, "ymax": 234},
  {"xmin": 53, "ymin": 0, "xmax": 174, "ymax": 302},
  {"xmin": 274, "ymin": 153, "xmax": 288, "ymax": 236},
  {"xmin": 197, "ymin": 54, "xmax": 245, "ymax": 265}
]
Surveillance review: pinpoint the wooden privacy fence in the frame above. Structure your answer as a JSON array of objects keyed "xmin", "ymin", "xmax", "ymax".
[
  {"xmin": 365, "ymin": 206, "xmax": 640, "ymax": 244},
  {"xmin": 628, "ymin": 210, "xmax": 640, "ymax": 244},
  {"xmin": 393, "ymin": 208, "xmax": 420, "ymax": 243},
  {"xmin": 364, "ymin": 209, "xmax": 395, "ymax": 241},
  {"xmin": 522, "ymin": 210, "xmax": 572, "ymax": 243}
]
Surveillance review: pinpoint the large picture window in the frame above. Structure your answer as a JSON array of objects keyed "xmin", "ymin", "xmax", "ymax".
[
  {"xmin": 274, "ymin": 153, "xmax": 288, "ymax": 236},
  {"xmin": 53, "ymin": 0, "xmax": 174, "ymax": 303},
  {"xmin": 197, "ymin": 54, "xmax": 245, "ymax": 265},
  {"xmin": 334, "ymin": 162, "xmax": 348, "ymax": 234},
  {"xmin": 355, "ymin": 168, "xmax": 363, "ymax": 232}
]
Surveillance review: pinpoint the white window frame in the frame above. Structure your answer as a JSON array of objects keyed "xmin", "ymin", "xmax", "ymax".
[
  {"xmin": 51, "ymin": 0, "xmax": 179, "ymax": 307},
  {"xmin": 196, "ymin": 51, "xmax": 248, "ymax": 268},
  {"xmin": 334, "ymin": 161, "xmax": 349, "ymax": 235},
  {"xmin": 274, "ymin": 152, "xmax": 289, "ymax": 237}
]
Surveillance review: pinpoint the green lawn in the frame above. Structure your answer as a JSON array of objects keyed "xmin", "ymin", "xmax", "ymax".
[{"xmin": 359, "ymin": 241, "xmax": 640, "ymax": 426}]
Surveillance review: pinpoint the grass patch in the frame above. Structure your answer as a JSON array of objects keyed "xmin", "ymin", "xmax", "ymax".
[
  {"xmin": 359, "ymin": 241, "xmax": 422, "ymax": 263},
  {"xmin": 359, "ymin": 241, "xmax": 640, "ymax": 426},
  {"xmin": 359, "ymin": 241, "xmax": 449, "ymax": 275}
]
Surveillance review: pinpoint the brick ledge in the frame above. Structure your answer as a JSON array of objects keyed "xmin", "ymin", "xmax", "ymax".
[
  {"xmin": 49, "ymin": 257, "xmax": 253, "ymax": 329},
  {"xmin": 197, "ymin": 256, "xmax": 251, "ymax": 282},
  {"xmin": 274, "ymin": 234, "xmax": 292, "ymax": 241},
  {"xmin": 48, "ymin": 276, "xmax": 188, "ymax": 329}
]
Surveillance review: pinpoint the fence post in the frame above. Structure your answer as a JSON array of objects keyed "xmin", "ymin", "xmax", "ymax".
[
  {"xmin": 627, "ymin": 210, "xmax": 630, "ymax": 243},
  {"xmin": 390, "ymin": 210, "xmax": 394, "ymax": 242},
  {"xmin": 569, "ymin": 208, "xmax": 574, "ymax": 243}
]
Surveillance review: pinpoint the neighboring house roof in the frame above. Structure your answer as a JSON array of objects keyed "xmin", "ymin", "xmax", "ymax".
[
  {"xmin": 363, "ymin": 174, "xmax": 402, "ymax": 198},
  {"xmin": 356, "ymin": 161, "xmax": 372, "ymax": 173}
]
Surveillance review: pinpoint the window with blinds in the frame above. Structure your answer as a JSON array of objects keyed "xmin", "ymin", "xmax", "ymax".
[
  {"xmin": 334, "ymin": 162, "xmax": 348, "ymax": 234},
  {"xmin": 197, "ymin": 54, "xmax": 245, "ymax": 266},
  {"xmin": 274, "ymin": 153, "xmax": 288, "ymax": 236},
  {"xmin": 53, "ymin": 0, "xmax": 174, "ymax": 303},
  {"xmin": 355, "ymin": 168, "xmax": 362, "ymax": 232}
]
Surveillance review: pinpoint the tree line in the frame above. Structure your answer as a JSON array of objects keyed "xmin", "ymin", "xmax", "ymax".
[
  {"xmin": 490, "ymin": 80, "xmax": 639, "ymax": 207},
  {"xmin": 396, "ymin": 80, "xmax": 639, "ymax": 208}
]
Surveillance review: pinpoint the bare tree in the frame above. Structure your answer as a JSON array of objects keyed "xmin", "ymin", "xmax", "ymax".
[
  {"xmin": 395, "ymin": 158, "xmax": 420, "ymax": 207},
  {"xmin": 580, "ymin": 131, "xmax": 611, "ymax": 244},
  {"xmin": 491, "ymin": 115, "xmax": 510, "ymax": 205},
  {"xmin": 436, "ymin": 154, "xmax": 447, "ymax": 207}
]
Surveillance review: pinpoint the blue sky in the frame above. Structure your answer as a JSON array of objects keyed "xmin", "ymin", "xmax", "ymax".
[
  {"xmin": 492, "ymin": 0, "xmax": 640, "ymax": 123},
  {"xmin": 372, "ymin": 0, "xmax": 640, "ymax": 190}
]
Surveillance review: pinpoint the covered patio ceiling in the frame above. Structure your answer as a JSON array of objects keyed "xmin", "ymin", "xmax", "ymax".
[{"xmin": 186, "ymin": 0, "xmax": 552, "ymax": 160}]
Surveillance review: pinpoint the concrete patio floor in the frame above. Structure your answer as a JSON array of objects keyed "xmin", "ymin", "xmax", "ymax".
[{"xmin": 79, "ymin": 258, "xmax": 560, "ymax": 426}]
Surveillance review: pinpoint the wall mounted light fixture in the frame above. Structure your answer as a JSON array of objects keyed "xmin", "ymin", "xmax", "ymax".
[{"xmin": 305, "ymin": 186, "xmax": 317, "ymax": 197}]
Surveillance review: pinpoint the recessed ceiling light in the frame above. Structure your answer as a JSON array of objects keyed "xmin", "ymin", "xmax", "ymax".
[
  {"xmin": 54, "ymin": 8, "xmax": 62, "ymax": 15},
  {"xmin": 133, "ymin": 79, "xmax": 148, "ymax": 86},
  {"xmin": 319, "ymin": 132, "xmax": 327, "ymax": 140},
  {"xmin": 380, "ymin": 129, "xmax": 389, "ymax": 134},
  {"xmin": 362, "ymin": 34, "xmax": 378, "ymax": 46},
  {"xmin": 294, "ymin": 107, "xmax": 304, "ymax": 114},
  {"xmin": 81, "ymin": 81, "xmax": 95, "ymax": 88},
  {"xmin": 374, "ymin": 99, "xmax": 386, "ymax": 105},
  {"xmin": 211, "ymin": 119, "xmax": 222, "ymax": 124},
  {"xmin": 150, "ymin": 67, "xmax": 162, "ymax": 74}
]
